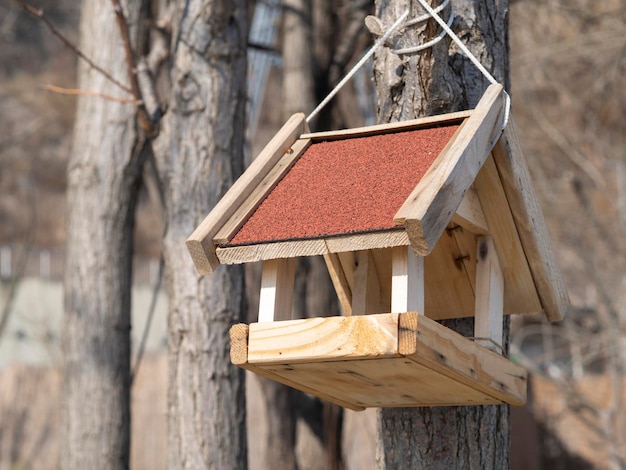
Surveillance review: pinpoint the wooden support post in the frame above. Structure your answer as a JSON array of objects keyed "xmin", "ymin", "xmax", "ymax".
[
  {"xmin": 474, "ymin": 236, "xmax": 504, "ymax": 351},
  {"xmin": 391, "ymin": 246, "xmax": 424, "ymax": 314},
  {"xmin": 352, "ymin": 250, "xmax": 380, "ymax": 315},
  {"xmin": 258, "ymin": 258, "xmax": 296, "ymax": 322}
]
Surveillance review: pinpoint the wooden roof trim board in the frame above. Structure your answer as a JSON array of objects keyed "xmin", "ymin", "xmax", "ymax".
[
  {"xmin": 186, "ymin": 113, "xmax": 308, "ymax": 274},
  {"xmin": 394, "ymin": 83, "xmax": 506, "ymax": 254},
  {"xmin": 216, "ymin": 230, "xmax": 410, "ymax": 265},
  {"xmin": 214, "ymin": 137, "xmax": 312, "ymax": 245},
  {"xmin": 299, "ymin": 110, "xmax": 471, "ymax": 142},
  {"xmin": 491, "ymin": 121, "xmax": 569, "ymax": 322}
]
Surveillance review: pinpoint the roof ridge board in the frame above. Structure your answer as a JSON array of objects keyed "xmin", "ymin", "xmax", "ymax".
[{"xmin": 300, "ymin": 110, "xmax": 471, "ymax": 142}]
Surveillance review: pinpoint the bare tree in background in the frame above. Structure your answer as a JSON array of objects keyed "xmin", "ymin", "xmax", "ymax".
[
  {"xmin": 62, "ymin": 1, "xmax": 143, "ymax": 466},
  {"xmin": 373, "ymin": 1, "xmax": 511, "ymax": 468},
  {"xmin": 62, "ymin": 0, "xmax": 248, "ymax": 468}
]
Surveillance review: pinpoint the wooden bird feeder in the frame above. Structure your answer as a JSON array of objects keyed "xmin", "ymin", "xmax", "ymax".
[{"xmin": 187, "ymin": 84, "xmax": 569, "ymax": 410}]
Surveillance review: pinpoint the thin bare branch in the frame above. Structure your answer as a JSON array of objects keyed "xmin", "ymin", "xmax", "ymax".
[
  {"xmin": 15, "ymin": 0, "xmax": 133, "ymax": 95},
  {"xmin": 110, "ymin": 0, "xmax": 157, "ymax": 137},
  {"xmin": 43, "ymin": 84, "xmax": 138, "ymax": 103}
]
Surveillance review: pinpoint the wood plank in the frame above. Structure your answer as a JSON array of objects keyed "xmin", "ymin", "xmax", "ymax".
[
  {"xmin": 391, "ymin": 246, "xmax": 424, "ymax": 314},
  {"xmin": 398, "ymin": 312, "xmax": 526, "ymax": 405},
  {"xmin": 214, "ymin": 137, "xmax": 312, "ymax": 244},
  {"xmin": 324, "ymin": 230, "xmax": 410, "ymax": 253},
  {"xmin": 371, "ymin": 248, "xmax": 392, "ymax": 314},
  {"xmin": 452, "ymin": 186, "xmax": 489, "ymax": 234},
  {"xmin": 300, "ymin": 110, "xmax": 471, "ymax": 141},
  {"xmin": 247, "ymin": 313, "xmax": 400, "ymax": 364},
  {"xmin": 232, "ymin": 313, "xmax": 525, "ymax": 408},
  {"xmin": 394, "ymin": 83, "xmax": 505, "ymax": 255},
  {"xmin": 424, "ymin": 226, "xmax": 475, "ymax": 319},
  {"xmin": 215, "ymin": 230, "xmax": 409, "ymax": 265},
  {"xmin": 474, "ymin": 236, "xmax": 504, "ymax": 351},
  {"xmin": 323, "ymin": 252, "xmax": 352, "ymax": 316},
  {"xmin": 352, "ymin": 250, "xmax": 381, "ymax": 315},
  {"xmin": 258, "ymin": 258, "xmax": 296, "ymax": 322},
  {"xmin": 474, "ymin": 156, "xmax": 543, "ymax": 314},
  {"xmin": 491, "ymin": 120, "xmax": 569, "ymax": 322},
  {"xmin": 216, "ymin": 239, "xmax": 328, "ymax": 265},
  {"xmin": 229, "ymin": 323, "xmax": 364, "ymax": 410},
  {"xmin": 260, "ymin": 358, "xmax": 503, "ymax": 408},
  {"xmin": 186, "ymin": 113, "xmax": 307, "ymax": 274}
]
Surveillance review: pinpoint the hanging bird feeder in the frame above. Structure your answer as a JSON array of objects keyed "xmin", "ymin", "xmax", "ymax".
[{"xmin": 187, "ymin": 84, "xmax": 568, "ymax": 410}]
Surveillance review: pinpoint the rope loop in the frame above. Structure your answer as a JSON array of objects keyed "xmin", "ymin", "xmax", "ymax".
[{"xmin": 306, "ymin": 1, "xmax": 511, "ymax": 130}]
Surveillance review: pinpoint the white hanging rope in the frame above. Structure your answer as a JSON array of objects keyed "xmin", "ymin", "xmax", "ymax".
[
  {"xmin": 306, "ymin": 10, "xmax": 409, "ymax": 124},
  {"xmin": 392, "ymin": 0, "xmax": 454, "ymax": 55},
  {"xmin": 306, "ymin": 2, "xmax": 510, "ymax": 130},
  {"xmin": 411, "ymin": 0, "xmax": 510, "ymax": 129}
]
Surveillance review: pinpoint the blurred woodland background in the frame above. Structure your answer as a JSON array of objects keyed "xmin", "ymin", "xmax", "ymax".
[{"xmin": 1, "ymin": 0, "xmax": 625, "ymax": 468}]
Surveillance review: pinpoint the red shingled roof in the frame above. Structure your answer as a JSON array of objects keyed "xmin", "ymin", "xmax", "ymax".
[{"xmin": 227, "ymin": 124, "xmax": 459, "ymax": 246}]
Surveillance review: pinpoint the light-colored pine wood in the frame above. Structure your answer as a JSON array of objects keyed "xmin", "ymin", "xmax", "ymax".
[
  {"xmin": 452, "ymin": 186, "xmax": 489, "ymax": 234},
  {"xmin": 217, "ymin": 239, "xmax": 328, "ymax": 264},
  {"xmin": 398, "ymin": 312, "xmax": 526, "ymax": 405},
  {"xmin": 229, "ymin": 312, "xmax": 526, "ymax": 408},
  {"xmin": 324, "ymin": 230, "xmax": 409, "ymax": 253},
  {"xmin": 323, "ymin": 252, "xmax": 353, "ymax": 316},
  {"xmin": 474, "ymin": 236, "xmax": 504, "ymax": 351},
  {"xmin": 352, "ymin": 250, "xmax": 381, "ymax": 315},
  {"xmin": 258, "ymin": 258, "xmax": 296, "ymax": 322},
  {"xmin": 394, "ymin": 84, "xmax": 505, "ymax": 255},
  {"xmin": 474, "ymin": 155, "xmax": 543, "ymax": 314},
  {"xmin": 214, "ymin": 137, "xmax": 312, "ymax": 245},
  {"xmin": 186, "ymin": 113, "xmax": 307, "ymax": 274},
  {"xmin": 229, "ymin": 323, "xmax": 364, "ymax": 410},
  {"xmin": 424, "ymin": 227, "xmax": 476, "ymax": 319},
  {"xmin": 300, "ymin": 110, "xmax": 471, "ymax": 141},
  {"xmin": 391, "ymin": 246, "xmax": 424, "ymax": 314},
  {"xmin": 215, "ymin": 230, "xmax": 409, "ymax": 265},
  {"xmin": 491, "ymin": 120, "xmax": 568, "ymax": 322},
  {"xmin": 247, "ymin": 314, "xmax": 400, "ymax": 364}
]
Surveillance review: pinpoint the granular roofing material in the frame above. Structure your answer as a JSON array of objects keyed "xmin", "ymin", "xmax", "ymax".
[{"xmin": 227, "ymin": 124, "xmax": 460, "ymax": 246}]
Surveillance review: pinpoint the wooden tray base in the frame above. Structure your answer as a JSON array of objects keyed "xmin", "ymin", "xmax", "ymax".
[{"xmin": 229, "ymin": 312, "xmax": 526, "ymax": 411}]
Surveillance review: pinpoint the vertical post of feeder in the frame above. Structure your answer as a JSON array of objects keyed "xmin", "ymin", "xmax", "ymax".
[
  {"xmin": 474, "ymin": 235, "xmax": 504, "ymax": 351},
  {"xmin": 391, "ymin": 245, "xmax": 425, "ymax": 314},
  {"xmin": 258, "ymin": 258, "xmax": 297, "ymax": 322}
]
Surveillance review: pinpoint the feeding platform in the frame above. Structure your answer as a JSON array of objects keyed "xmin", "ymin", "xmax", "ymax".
[{"xmin": 187, "ymin": 84, "xmax": 569, "ymax": 409}]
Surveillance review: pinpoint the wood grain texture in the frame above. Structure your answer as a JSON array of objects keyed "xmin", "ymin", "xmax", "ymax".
[
  {"xmin": 474, "ymin": 156, "xmax": 543, "ymax": 314},
  {"xmin": 215, "ymin": 230, "xmax": 409, "ymax": 265},
  {"xmin": 186, "ymin": 113, "xmax": 306, "ymax": 274},
  {"xmin": 394, "ymin": 84, "xmax": 505, "ymax": 255},
  {"xmin": 300, "ymin": 111, "xmax": 470, "ymax": 141},
  {"xmin": 492, "ymin": 121, "xmax": 569, "ymax": 322},
  {"xmin": 258, "ymin": 258, "xmax": 296, "ymax": 322},
  {"xmin": 398, "ymin": 312, "xmax": 526, "ymax": 406},
  {"xmin": 474, "ymin": 236, "xmax": 504, "ymax": 350},
  {"xmin": 323, "ymin": 252, "xmax": 353, "ymax": 316},
  {"xmin": 391, "ymin": 246, "xmax": 424, "ymax": 314},
  {"xmin": 452, "ymin": 186, "xmax": 489, "ymax": 234},
  {"xmin": 247, "ymin": 313, "xmax": 400, "ymax": 364},
  {"xmin": 229, "ymin": 312, "xmax": 526, "ymax": 409}
]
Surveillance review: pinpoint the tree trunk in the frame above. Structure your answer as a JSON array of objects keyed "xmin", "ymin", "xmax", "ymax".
[
  {"xmin": 374, "ymin": 1, "xmax": 511, "ymax": 469},
  {"xmin": 62, "ymin": 0, "xmax": 144, "ymax": 468},
  {"xmin": 151, "ymin": 1, "xmax": 248, "ymax": 468}
]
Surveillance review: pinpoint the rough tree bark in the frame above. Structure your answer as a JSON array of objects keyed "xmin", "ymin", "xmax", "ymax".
[
  {"xmin": 62, "ymin": 0, "xmax": 143, "ymax": 468},
  {"xmin": 151, "ymin": 1, "xmax": 248, "ymax": 468},
  {"xmin": 374, "ymin": 1, "xmax": 511, "ymax": 468}
]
